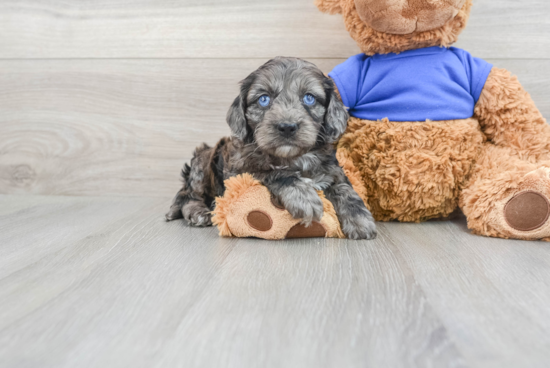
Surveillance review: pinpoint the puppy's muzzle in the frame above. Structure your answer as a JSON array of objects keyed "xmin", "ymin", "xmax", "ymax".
[{"xmin": 278, "ymin": 123, "xmax": 298, "ymax": 138}]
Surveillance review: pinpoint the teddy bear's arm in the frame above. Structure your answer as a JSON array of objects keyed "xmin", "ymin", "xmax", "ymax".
[{"xmin": 474, "ymin": 67, "xmax": 550, "ymax": 162}]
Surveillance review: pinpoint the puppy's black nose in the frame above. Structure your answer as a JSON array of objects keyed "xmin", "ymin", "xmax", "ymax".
[{"xmin": 277, "ymin": 123, "xmax": 298, "ymax": 138}]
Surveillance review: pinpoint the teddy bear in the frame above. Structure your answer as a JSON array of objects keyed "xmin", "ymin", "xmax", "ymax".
[
  {"xmin": 212, "ymin": 174, "xmax": 345, "ymax": 240},
  {"xmin": 311, "ymin": 0, "xmax": 550, "ymax": 240}
]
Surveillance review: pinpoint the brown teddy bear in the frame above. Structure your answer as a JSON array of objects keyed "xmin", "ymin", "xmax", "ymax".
[
  {"xmin": 212, "ymin": 174, "xmax": 344, "ymax": 240},
  {"xmin": 315, "ymin": 0, "xmax": 550, "ymax": 240}
]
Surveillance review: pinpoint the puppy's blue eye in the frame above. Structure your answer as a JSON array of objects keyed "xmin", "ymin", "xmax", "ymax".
[
  {"xmin": 303, "ymin": 94, "xmax": 316, "ymax": 106},
  {"xmin": 258, "ymin": 95, "xmax": 271, "ymax": 107}
]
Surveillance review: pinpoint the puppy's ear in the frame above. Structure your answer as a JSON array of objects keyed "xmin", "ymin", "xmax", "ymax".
[
  {"xmin": 226, "ymin": 95, "xmax": 248, "ymax": 141},
  {"xmin": 315, "ymin": 0, "xmax": 342, "ymax": 14},
  {"xmin": 226, "ymin": 75, "xmax": 254, "ymax": 142},
  {"xmin": 323, "ymin": 77, "xmax": 349, "ymax": 143}
]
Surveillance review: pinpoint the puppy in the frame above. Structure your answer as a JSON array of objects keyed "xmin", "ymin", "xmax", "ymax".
[{"xmin": 166, "ymin": 57, "xmax": 376, "ymax": 240}]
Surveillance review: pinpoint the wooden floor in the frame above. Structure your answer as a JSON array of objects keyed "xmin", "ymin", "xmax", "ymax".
[
  {"xmin": 1, "ymin": 0, "xmax": 550, "ymax": 367},
  {"xmin": 1, "ymin": 195, "xmax": 550, "ymax": 368}
]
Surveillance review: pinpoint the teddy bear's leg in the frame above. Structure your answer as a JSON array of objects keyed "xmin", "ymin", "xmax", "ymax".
[{"xmin": 460, "ymin": 144, "xmax": 550, "ymax": 240}]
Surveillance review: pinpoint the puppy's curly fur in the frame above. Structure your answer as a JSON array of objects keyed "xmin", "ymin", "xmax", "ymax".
[{"xmin": 166, "ymin": 57, "xmax": 376, "ymax": 240}]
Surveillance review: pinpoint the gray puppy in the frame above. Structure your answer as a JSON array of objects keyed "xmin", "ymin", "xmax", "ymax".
[{"xmin": 166, "ymin": 57, "xmax": 376, "ymax": 240}]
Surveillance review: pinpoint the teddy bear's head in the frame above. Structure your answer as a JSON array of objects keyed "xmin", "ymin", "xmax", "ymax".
[{"xmin": 316, "ymin": 0, "xmax": 473, "ymax": 55}]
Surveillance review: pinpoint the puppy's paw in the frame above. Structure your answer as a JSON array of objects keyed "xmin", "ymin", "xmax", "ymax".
[
  {"xmin": 165, "ymin": 205, "xmax": 183, "ymax": 222},
  {"xmin": 188, "ymin": 210, "xmax": 213, "ymax": 227},
  {"xmin": 279, "ymin": 187, "xmax": 324, "ymax": 227},
  {"xmin": 182, "ymin": 202, "xmax": 213, "ymax": 227},
  {"xmin": 341, "ymin": 214, "xmax": 377, "ymax": 240}
]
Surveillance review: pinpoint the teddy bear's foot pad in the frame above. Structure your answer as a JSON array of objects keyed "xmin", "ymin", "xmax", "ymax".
[
  {"xmin": 247, "ymin": 211, "xmax": 273, "ymax": 232},
  {"xmin": 487, "ymin": 167, "xmax": 550, "ymax": 240},
  {"xmin": 504, "ymin": 191, "xmax": 550, "ymax": 231},
  {"xmin": 246, "ymin": 210, "xmax": 328, "ymax": 238},
  {"xmin": 286, "ymin": 222, "xmax": 327, "ymax": 238}
]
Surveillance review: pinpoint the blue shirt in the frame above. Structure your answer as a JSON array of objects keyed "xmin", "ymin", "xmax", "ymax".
[{"xmin": 328, "ymin": 47, "xmax": 493, "ymax": 122}]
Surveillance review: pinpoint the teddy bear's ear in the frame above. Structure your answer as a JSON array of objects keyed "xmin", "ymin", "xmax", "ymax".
[{"xmin": 315, "ymin": 0, "xmax": 342, "ymax": 14}]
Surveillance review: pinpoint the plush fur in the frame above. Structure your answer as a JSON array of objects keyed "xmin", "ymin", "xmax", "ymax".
[
  {"xmin": 354, "ymin": 0, "xmax": 466, "ymax": 35},
  {"xmin": 317, "ymin": 0, "xmax": 550, "ymax": 240},
  {"xmin": 317, "ymin": 0, "xmax": 472, "ymax": 55},
  {"xmin": 460, "ymin": 68, "xmax": 550, "ymax": 239},
  {"xmin": 337, "ymin": 117, "xmax": 484, "ymax": 222},
  {"xmin": 473, "ymin": 68, "xmax": 550, "ymax": 162},
  {"xmin": 212, "ymin": 174, "xmax": 345, "ymax": 240}
]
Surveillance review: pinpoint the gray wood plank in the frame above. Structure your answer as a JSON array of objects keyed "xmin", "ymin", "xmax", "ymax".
[
  {"xmin": 383, "ymin": 218, "xmax": 550, "ymax": 368},
  {"xmin": 1, "ymin": 58, "xmax": 549, "ymax": 197},
  {"xmin": 0, "ymin": 0, "xmax": 359, "ymax": 59},
  {"xmin": 0, "ymin": 58, "xmax": 342, "ymax": 197},
  {"xmin": 0, "ymin": 0, "xmax": 549, "ymax": 59},
  {"xmin": 455, "ymin": 0, "xmax": 550, "ymax": 60},
  {"xmin": 0, "ymin": 195, "xmax": 467, "ymax": 368}
]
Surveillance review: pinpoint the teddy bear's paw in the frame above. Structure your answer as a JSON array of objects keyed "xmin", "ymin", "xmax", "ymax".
[
  {"xmin": 500, "ymin": 167, "xmax": 550, "ymax": 239},
  {"xmin": 215, "ymin": 174, "xmax": 346, "ymax": 239},
  {"xmin": 340, "ymin": 214, "xmax": 377, "ymax": 240},
  {"xmin": 244, "ymin": 208, "xmax": 328, "ymax": 238}
]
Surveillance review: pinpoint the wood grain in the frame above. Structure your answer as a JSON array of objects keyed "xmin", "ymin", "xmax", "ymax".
[
  {"xmin": 1, "ymin": 195, "xmax": 550, "ymax": 367},
  {"xmin": 0, "ymin": 0, "xmax": 359, "ymax": 59},
  {"xmin": 455, "ymin": 0, "xmax": 550, "ymax": 60},
  {"xmin": 0, "ymin": 0, "xmax": 549, "ymax": 60},
  {"xmin": 381, "ymin": 219, "xmax": 550, "ymax": 368},
  {"xmin": 0, "ymin": 195, "xmax": 463, "ymax": 368},
  {"xmin": 1, "ymin": 58, "xmax": 549, "ymax": 197},
  {"xmin": 1, "ymin": 1, "xmax": 549, "ymax": 366},
  {"xmin": 0, "ymin": 59, "xmax": 344, "ymax": 197}
]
